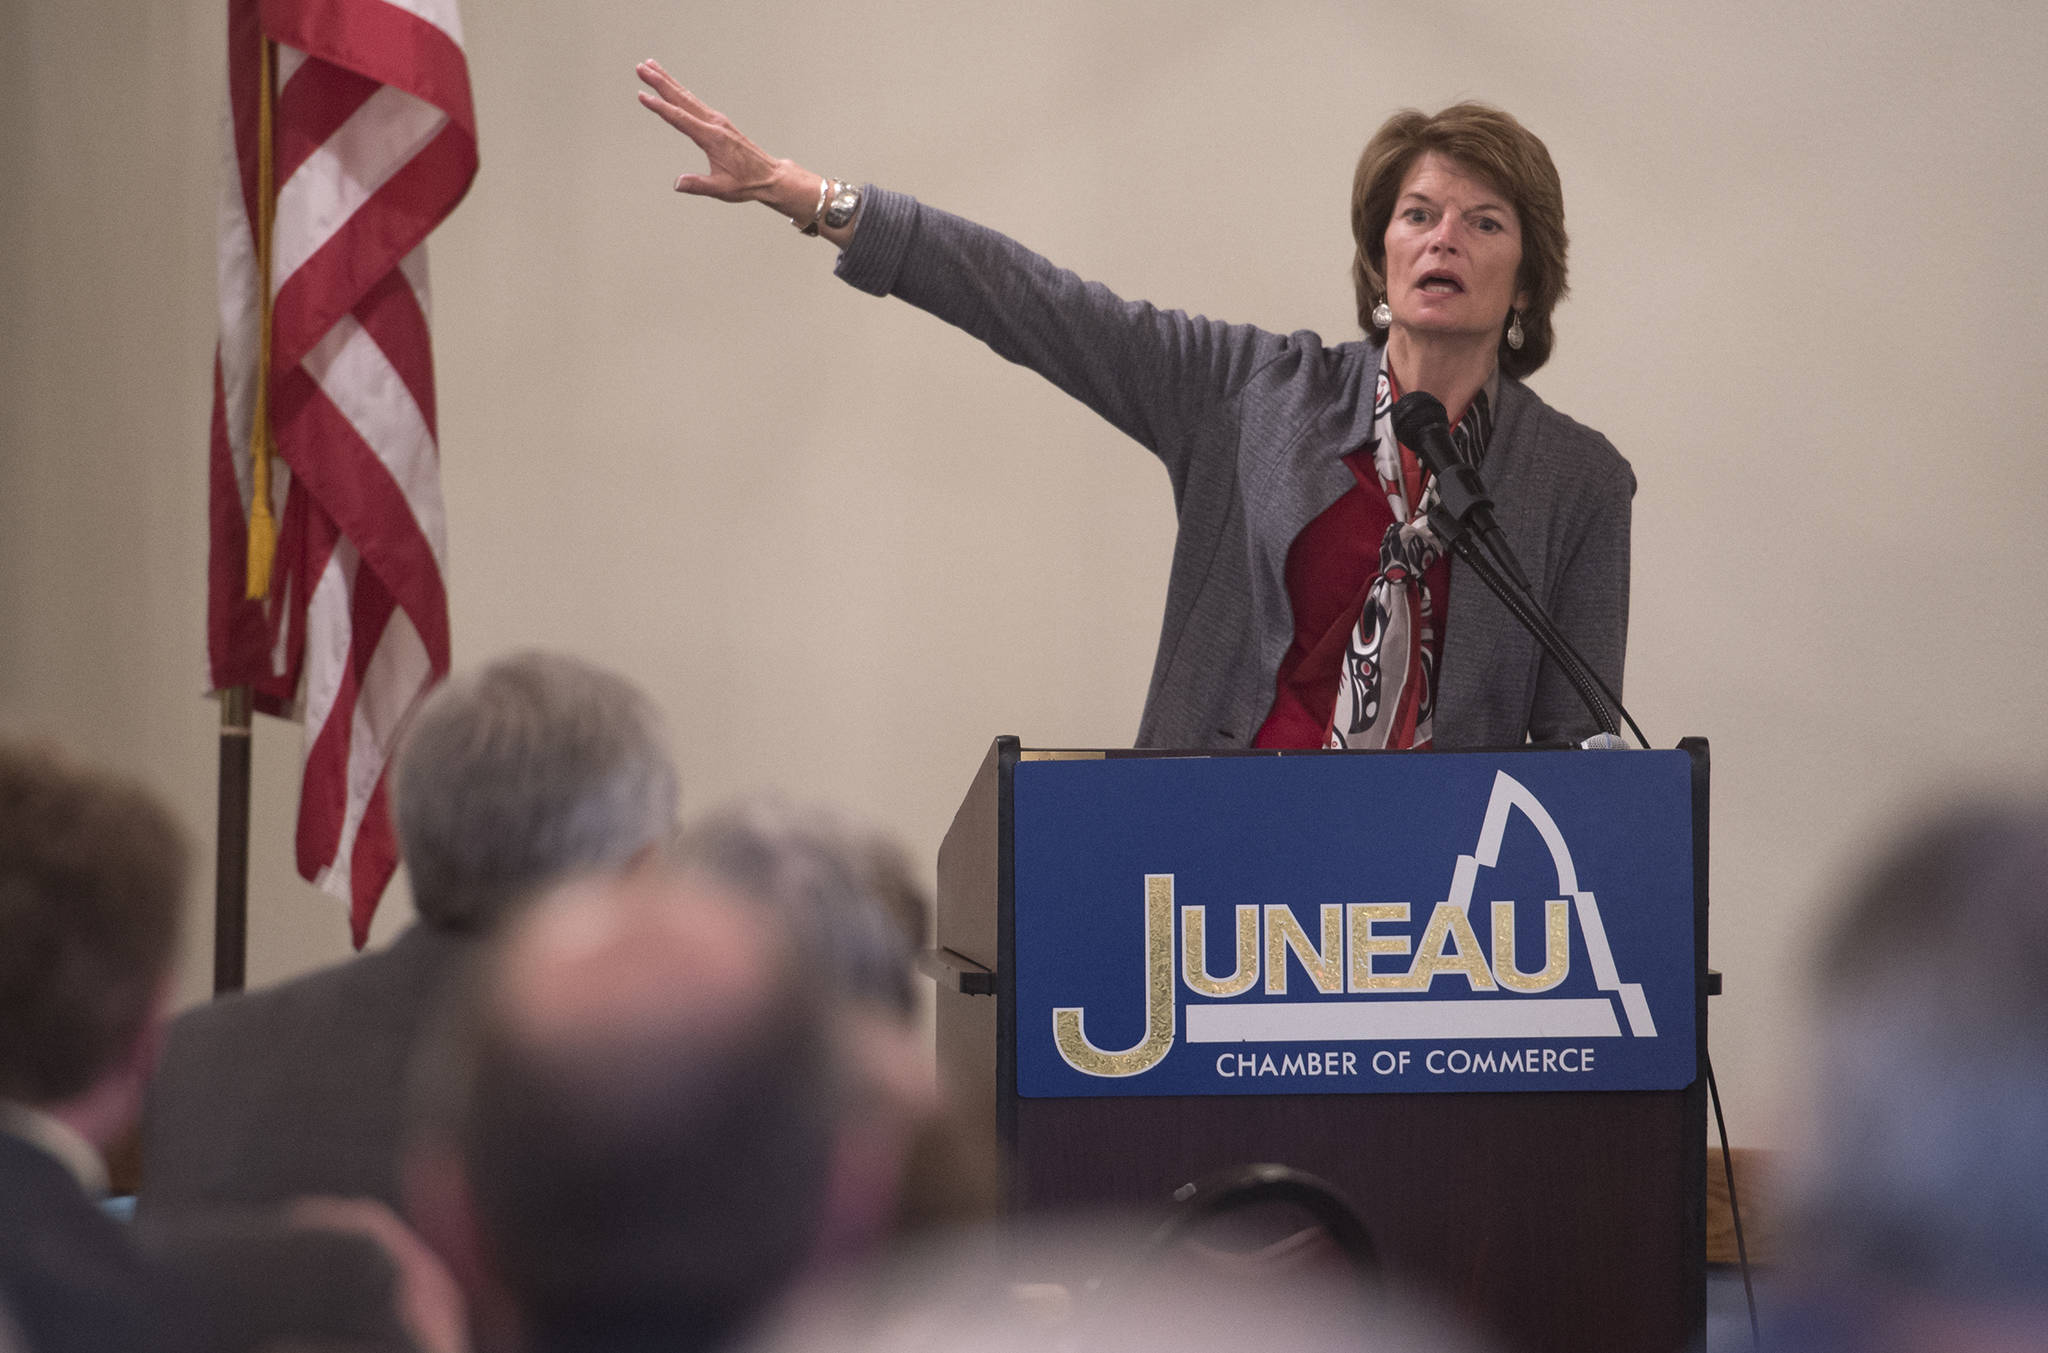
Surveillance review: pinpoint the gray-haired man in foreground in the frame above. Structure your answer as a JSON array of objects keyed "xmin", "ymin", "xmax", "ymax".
[
  {"xmin": 139, "ymin": 651, "xmax": 680, "ymax": 1219},
  {"xmin": 403, "ymin": 869, "xmax": 844, "ymax": 1353}
]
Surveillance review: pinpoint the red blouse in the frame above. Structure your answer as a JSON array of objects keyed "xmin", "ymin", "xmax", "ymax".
[{"xmin": 1251, "ymin": 440, "xmax": 1452, "ymax": 749}]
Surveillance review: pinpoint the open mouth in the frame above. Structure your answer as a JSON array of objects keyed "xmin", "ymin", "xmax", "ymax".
[{"xmin": 1417, "ymin": 271, "xmax": 1465, "ymax": 294}]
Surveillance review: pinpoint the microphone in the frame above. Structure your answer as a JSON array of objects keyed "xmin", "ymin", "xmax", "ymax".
[{"xmin": 1390, "ymin": 391, "xmax": 1532, "ymax": 593}]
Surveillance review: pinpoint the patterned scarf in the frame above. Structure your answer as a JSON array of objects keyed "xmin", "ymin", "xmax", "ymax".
[{"xmin": 1326, "ymin": 373, "xmax": 1493, "ymax": 750}]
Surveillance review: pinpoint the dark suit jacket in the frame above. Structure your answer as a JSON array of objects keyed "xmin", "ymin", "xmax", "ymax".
[
  {"xmin": 136, "ymin": 922, "xmax": 475, "ymax": 1221},
  {"xmin": 0, "ymin": 1130, "xmax": 192, "ymax": 1353}
]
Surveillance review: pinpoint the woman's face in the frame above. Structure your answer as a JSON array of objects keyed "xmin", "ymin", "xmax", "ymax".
[{"xmin": 1380, "ymin": 151, "xmax": 1527, "ymax": 348}]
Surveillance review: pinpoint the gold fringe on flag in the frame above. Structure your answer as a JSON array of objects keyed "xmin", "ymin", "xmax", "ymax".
[{"xmin": 245, "ymin": 37, "xmax": 279, "ymax": 602}]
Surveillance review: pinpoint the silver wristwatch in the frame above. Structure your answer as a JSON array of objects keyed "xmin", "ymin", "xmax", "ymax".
[{"xmin": 821, "ymin": 180, "xmax": 863, "ymax": 230}]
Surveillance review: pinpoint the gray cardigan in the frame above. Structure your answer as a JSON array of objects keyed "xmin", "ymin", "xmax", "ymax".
[{"xmin": 836, "ymin": 189, "xmax": 1634, "ymax": 750}]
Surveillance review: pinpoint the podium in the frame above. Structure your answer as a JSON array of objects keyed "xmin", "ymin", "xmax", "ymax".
[{"xmin": 927, "ymin": 738, "xmax": 1709, "ymax": 1353}]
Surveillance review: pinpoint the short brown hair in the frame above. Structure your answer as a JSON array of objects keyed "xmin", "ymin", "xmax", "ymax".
[
  {"xmin": 1350, "ymin": 102, "xmax": 1569, "ymax": 380},
  {"xmin": 0, "ymin": 744, "xmax": 186, "ymax": 1103}
]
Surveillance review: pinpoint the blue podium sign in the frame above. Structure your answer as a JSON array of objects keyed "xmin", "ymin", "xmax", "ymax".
[{"xmin": 1013, "ymin": 750, "xmax": 1697, "ymax": 1097}]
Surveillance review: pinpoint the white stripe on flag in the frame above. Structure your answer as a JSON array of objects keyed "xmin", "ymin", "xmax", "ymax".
[
  {"xmin": 300, "ymin": 541, "xmax": 358, "ymax": 746},
  {"xmin": 399, "ymin": 244, "xmax": 430, "ymax": 324},
  {"xmin": 216, "ymin": 106, "xmax": 260, "ymax": 506},
  {"xmin": 276, "ymin": 42, "xmax": 308, "ymax": 90},
  {"xmin": 272, "ymin": 85, "xmax": 448, "ymax": 289},
  {"xmin": 301, "ymin": 313, "xmax": 450, "ymax": 569}
]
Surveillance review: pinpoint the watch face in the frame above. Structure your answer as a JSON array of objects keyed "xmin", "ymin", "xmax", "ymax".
[{"xmin": 824, "ymin": 187, "xmax": 861, "ymax": 228}]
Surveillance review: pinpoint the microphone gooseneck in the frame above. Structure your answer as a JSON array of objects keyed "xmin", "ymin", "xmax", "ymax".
[
  {"xmin": 1389, "ymin": 392, "xmax": 1530, "ymax": 592},
  {"xmin": 1387, "ymin": 390, "xmax": 1642, "ymax": 746}
]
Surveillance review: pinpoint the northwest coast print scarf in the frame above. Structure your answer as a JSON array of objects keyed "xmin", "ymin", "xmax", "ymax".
[{"xmin": 1325, "ymin": 373, "xmax": 1493, "ymax": 750}]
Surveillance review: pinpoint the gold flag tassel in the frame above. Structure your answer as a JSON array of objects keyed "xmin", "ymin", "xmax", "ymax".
[{"xmin": 245, "ymin": 36, "xmax": 279, "ymax": 602}]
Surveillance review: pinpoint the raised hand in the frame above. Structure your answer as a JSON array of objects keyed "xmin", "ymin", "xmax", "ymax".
[{"xmin": 635, "ymin": 59, "xmax": 786, "ymax": 203}]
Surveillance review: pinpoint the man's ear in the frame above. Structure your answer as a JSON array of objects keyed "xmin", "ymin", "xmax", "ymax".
[
  {"xmin": 57, "ymin": 976, "xmax": 178, "ymax": 1153},
  {"xmin": 133, "ymin": 977, "xmax": 176, "ymax": 1077}
]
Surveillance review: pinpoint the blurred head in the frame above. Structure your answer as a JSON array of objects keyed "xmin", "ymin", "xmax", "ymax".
[
  {"xmin": 673, "ymin": 794, "xmax": 920, "ymax": 1021},
  {"xmin": 1791, "ymin": 800, "xmax": 2048, "ymax": 1329},
  {"xmin": 406, "ymin": 871, "xmax": 841, "ymax": 1353},
  {"xmin": 0, "ymin": 744, "xmax": 186, "ymax": 1119},
  {"xmin": 393, "ymin": 651, "xmax": 679, "ymax": 931},
  {"xmin": 1350, "ymin": 103, "xmax": 1568, "ymax": 379},
  {"xmin": 750, "ymin": 1218, "xmax": 1496, "ymax": 1353},
  {"xmin": 674, "ymin": 796, "xmax": 946, "ymax": 1257}
]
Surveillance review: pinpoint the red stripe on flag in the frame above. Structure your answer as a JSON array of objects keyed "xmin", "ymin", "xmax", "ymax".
[
  {"xmin": 274, "ymin": 57, "xmax": 379, "ymax": 185},
  {"xmin": 270, "ymin": 123, "xmax": 475, "ymax": 375},
  {"xmin": 263, "ymin": 0, "xmax": 477, "ymax": 141},
  {"xmin": 226, "ymin": 0, "xmax": 265, "ymax": 235},
  {"xmin": 270, "ymin": 368, "xmax": 450, "ymax": 670}
]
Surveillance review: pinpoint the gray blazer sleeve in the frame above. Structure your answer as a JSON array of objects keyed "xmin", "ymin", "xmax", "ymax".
[{"xmin": 835, "ymin": 188, "xmax": 1294, "ymax": 493}]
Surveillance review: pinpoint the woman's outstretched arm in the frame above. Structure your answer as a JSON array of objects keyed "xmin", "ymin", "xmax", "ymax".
[{"xmin": 633, "ymin": 58, "xmax": 1300, "ymax": 476}]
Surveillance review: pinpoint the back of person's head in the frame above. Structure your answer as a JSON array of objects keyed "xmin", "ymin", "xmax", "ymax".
[
  {"xmin": 1793, "ymin": 799, "xmax": 2048, "ymax": 1320},
  {"xmin": 408, "ymin": 871, "xmax": 839, "ymax": 1353},
  {"xmin": 674, "ymin": 793, "xmax": 919, "ymax": 1020},
  {"xmin": 751, "ymin": 1219, "xmax": 1495, "ymax": 1353},
  {"xmin": 675, "ymin": 796, "xmax": 986, "ymax": 1259},
  {"xmin": 393, "ymin": 651, "xmax": 679, "ymax": 931},
  {"xmin": 0, "ymin": 743, "xmax": 186, "ymax": 1107}
]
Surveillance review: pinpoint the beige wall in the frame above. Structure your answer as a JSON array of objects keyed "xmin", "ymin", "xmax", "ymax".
[{"xmin": 4, "ymin": 0, "xmax": 2046, "ymax": 1147}]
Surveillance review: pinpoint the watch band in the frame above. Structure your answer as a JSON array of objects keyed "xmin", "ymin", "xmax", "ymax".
[{"xmin": 794, "ymin": 176, "xmax": 833, "ymax": 235}]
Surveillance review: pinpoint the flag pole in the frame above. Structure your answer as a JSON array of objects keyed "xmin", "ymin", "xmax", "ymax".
[
  {"xmin": 214, "ymin": 33, "xmax": 278, "ymax": 997},
  {"xmin": 215, "ymin": 686, "xmax": 252, "ymax": 995}
]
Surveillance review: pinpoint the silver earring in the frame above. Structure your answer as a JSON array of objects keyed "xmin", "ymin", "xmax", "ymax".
[
  {"xmin": 1506, "ymin": 309, "xmax": 1525, "ymax": 351},
  {"xmin": 1371, "ymin": 299, "xmax": 1392, "ymax": 330}
]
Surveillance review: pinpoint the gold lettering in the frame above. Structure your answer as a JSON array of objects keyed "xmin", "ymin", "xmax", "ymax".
[
  {"xmin": 1492, "ymin": 899, "xmax": 1570, "ymax": 993},
  {"xmin": 1181, "ymin": 904, "xmax": 1259, "ymax": 998},
  {"xmin": 1408, "ymin": 903, "xmax": 1498, "ymax": 991},
  {"xmin": 1264, "ymin": 904, "xmax": 1343, "ymax": 995},
  {"xmin": 1053, "ymin": 874, "xmax": 1176, "ymax": 1076},
  {"xmin": 1347, "ymin": 903, "xmax": 1419, "ymax": 992}
]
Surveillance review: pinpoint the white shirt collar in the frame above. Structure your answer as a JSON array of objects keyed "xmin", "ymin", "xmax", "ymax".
[{"xmin": 0, "ymin": 1101, "xmax": 111, "ymax": 1198}]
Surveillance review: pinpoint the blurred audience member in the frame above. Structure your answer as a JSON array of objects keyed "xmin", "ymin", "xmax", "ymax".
[
  {"xmin": 751, "ymin": 1218, "xmax": 1493, "ymax": 1353},
  {"xmin": 676, "ymin": 794, "xmax": 922, "ymax": 1016},
  {"xmin": 403, "ymin": 871, "xmax": 847, "ymax": 1353},
  {"xmin": 149, "ymin": 1197, "xmax": 467, "ymax": 1353},
  {"xmin": 0, "ymin": 744, "xmax": 192, "ymax": 1353},
  {"xmin": 1777, "ymin": 801, "xmax": 2048, "ymax": 1352},
  {"xmin": 675, "ymin": 795, "xmax": 999, "ymax": 1243},
  {"xmin": 139, "ymin": 651, "xmax": 680, "ymax": 1219}
]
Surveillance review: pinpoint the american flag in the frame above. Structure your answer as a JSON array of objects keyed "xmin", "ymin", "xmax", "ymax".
[{"xmin": 207, "ymin": 0, "xmax": 477, "ymax": 946}]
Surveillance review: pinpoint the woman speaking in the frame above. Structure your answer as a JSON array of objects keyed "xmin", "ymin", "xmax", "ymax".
[{"xmin": 636, "ymin": 59, "xmax": 1632, "ymax": 752}]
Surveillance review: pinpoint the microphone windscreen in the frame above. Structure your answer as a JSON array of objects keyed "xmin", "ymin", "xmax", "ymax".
[
  {"xmin": 1390, "ymin": 391, "xmax": 1454, "ymax": 473},
  {"xmin": 1384, "ymin": 390, "xmax": 1449, "ymax": 454}
]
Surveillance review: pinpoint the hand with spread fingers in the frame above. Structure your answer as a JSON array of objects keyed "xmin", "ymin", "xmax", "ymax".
[{"xmin": 634, "ymin": 58, "xmax": 860, "ymax": 244}]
